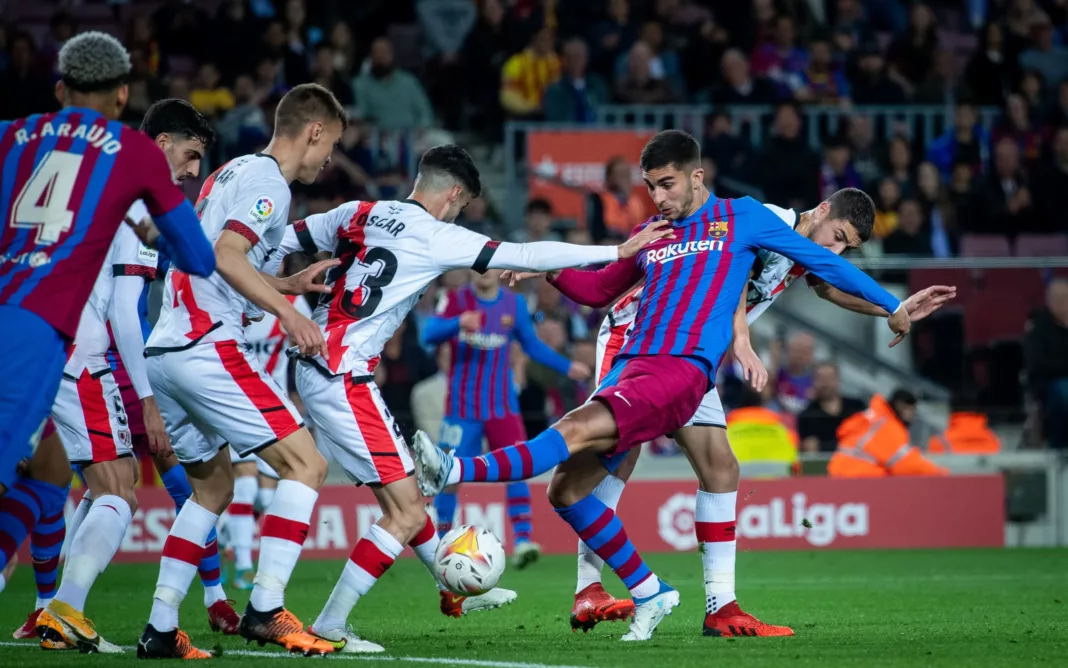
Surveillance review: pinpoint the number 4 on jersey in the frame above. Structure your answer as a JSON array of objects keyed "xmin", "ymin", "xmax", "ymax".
[{"xmin": 9, "ymin": 150, "xmax": 83, "ymax": 245}]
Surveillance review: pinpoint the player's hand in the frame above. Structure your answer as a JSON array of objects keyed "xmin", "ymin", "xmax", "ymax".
[
  {"xmin": 282, "ymin": 259, "xmax": 341, "ymax": 295},
  {"xmin": 887, "ymin": 304, "xmax": 912, "ymax": 348},
  {"xmin": 281, "ymin": 307, "xmax": 329, "ymax": 359},
  {"xmin": 902, "ymin": 285, "xmax": 956, "ymax": 322},
  {"xmin": 141, "ymin": 396, "xmax": 173, "ymax": 459},
  {"xmin": 732, "ymin": 337, "xmax": 768, "ymax": 392},
  {"xmin": 618, "ymin": 220, "xmax": 675, "ymax": 259},
  {"xmin": 567, "ymin": 360, "xmax": 591, "ymax": 381},
  {"xmin": 458, "ymin": 311, "xmax": 482, "ymax": 331},
  {"xmin": 500, "ymin": 270, "xmax": 547, "ymax": 287},
  {"xmin": 125, "ymin": 214, "xmax": 160, "ymax": 248}
]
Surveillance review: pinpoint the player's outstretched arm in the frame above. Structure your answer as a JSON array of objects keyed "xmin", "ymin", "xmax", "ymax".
[
  {"xmin": 421, "ymin": 315, "xmax": 462, "ymax": 347},
  {"xmin": 512, "ymin": 295, "xmax": 581, "ymax": 378},
  {"xmin": 214, "ymin": 230, "xmax": 327, "ymax": 358},
  {"xmin": 814, "ymin": 282, "xmax": 957, "ymax": 322}
]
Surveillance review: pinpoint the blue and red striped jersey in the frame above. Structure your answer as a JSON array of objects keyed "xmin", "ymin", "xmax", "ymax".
[
  {"xmin": 0, "ymin": 107, "xmax": 187, "ymax": 339},
  {"xmin": 423, "ymin": 285, "xmax": 572, "ymax": 421},
  {"xmin": 551, "ymin": 195, "xmax": 901, "ymax": 381}
]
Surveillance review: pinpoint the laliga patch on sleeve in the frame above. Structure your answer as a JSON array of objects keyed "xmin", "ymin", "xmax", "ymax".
[
  {"xmin": 249, "ymin": 195, "xmax": 276, "ymax": 222},
  {"xmin": 138, "ymin": 244, "xmax": 159, "ymax": 263}
]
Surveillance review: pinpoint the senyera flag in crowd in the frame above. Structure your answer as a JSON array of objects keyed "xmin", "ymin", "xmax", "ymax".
[{"xmin": 23, "ymin": 475, "xmax": 1004, "ymax": 563}]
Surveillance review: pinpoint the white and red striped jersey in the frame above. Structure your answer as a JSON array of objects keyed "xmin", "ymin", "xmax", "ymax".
[
  {"xmin": 65, "ymin": 201, "xmax": 158, "ymax": 378},
  {"xmin": 594, "ymin": 204, "xmax": 813, "ymax": 375},
  {"xmin": 147, "ymin": 154, "xmax": 291, "ymax": 351},
  {"xmin": 267, "ymin": 199, "xmax": 618, "ymax": 378},
  {"xmin": 243, "ymin": 295, "xmax": 313, "ymax": 392}
]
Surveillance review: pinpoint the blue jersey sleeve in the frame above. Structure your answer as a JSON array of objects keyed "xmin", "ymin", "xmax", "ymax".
[
  {"xmin": 742, "ymin": 200, "xmax": 901, "ymax": 314},
  {"xmin": 421, "ymin": 315, "xmax": 461, "ymax": 347},
  {"xmin": 512, "ymin": 294, "xmax": 572, "ymax": 375},
  {"xmin": 154, "ymin": 200, "xmax": 215, "ymax": 277}
]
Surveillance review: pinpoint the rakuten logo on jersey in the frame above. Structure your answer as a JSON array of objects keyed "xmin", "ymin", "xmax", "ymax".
[
  {"xmin": 459, "ymin": 331, "xmax": 509, "ymax": 350},
  {"xmin": 645, "ymin": 239, "xmax": 724, "ymax": 265},
  {"xmin": 658, "ymin": 492, "xmax": 869, "ymax": 549}
]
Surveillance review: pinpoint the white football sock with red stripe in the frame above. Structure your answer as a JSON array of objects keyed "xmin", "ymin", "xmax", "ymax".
[
  {"xmin": 230, "ymin": 475, "xmax": 258, "ymax": 571},
  {"xmin": 408, "ymin": 514, "xmax": 446, "ymax": 591},
  {"xmin": 250, "ymin": 480, "xmax": 316, "ymax": 612},
  {"xmin": 149, "ymin": 500, "xmax": 218, "ymax": 632},
  {"xmin": 54, "ymin": 495, "xmax": 131, "ymax": 613},
  {"xmin": 576, "ymin": 474, "xmax": 625, "ymax": 594},
  {"xmin": 696, "ymin": 490, "xmax": 737, "ymax": 614},
  {"xmin": 313, "ymin": 524, "xmax": 402, "ymax": 632}
]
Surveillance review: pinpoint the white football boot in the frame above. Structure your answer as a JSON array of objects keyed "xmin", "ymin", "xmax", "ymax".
[
  {"xmin": 308, "ymin": 625, "xmax": 384, "ymax": 653},
  {"xmin": 621, "ymin": 580, "xmax": 680, "ymax": 642},
  {"xmin": 412, "ymin": 430, "xmax": 453, "ymax": 496}
]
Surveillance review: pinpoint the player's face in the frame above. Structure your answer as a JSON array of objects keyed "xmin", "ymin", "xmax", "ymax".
[
  {"xmin": 473, "ymin": 269, "xmax": 501, "ymax": 291},
  {"xmin": 298, "ymin": 119, "xmax": 344, "ymax": 184},
  {"xmin": 642, "ymin": 164, "xmax": 702, "ymax": 221},
  {"xmin": 161, "ymin": 136, "xmax": 206, "ymax": 182},
  {"xmin": 441, "ymin": 188, "xmax": 474, "ymax": 223},
  {"xmin": 809, "ymin": 215, "xmax": 861, "ymax": 255}
]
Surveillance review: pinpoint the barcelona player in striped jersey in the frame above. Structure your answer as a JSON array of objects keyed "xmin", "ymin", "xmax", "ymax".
[
  {"xmin": 421, "ymin": 269, "xmax": 591, "ymax": 568},
  {"xmin": 414, "ymin": 130, "xmax": 911, "ymax": 641}
]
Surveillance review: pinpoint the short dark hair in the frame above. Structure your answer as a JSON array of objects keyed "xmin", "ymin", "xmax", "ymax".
[
  {"xmin": 639, "ymin": 129, "xmax": 701, "ymax": 172},
  {"xmin": 274, "ymin": 83, "xmax": 348, "ymax": 138},
  {"xmin": 140, "ymin": 99, "xmax": 216, "ymax": 150},
  {"xmin": 826, "ymin": 187, "xmax": 875, "ymax": 242},
  {"xmin": 889, "ymin": 388, "xmax": 918, "ymax": 406},
  {"xmin": 525, "ymin": 197, "xmax": 553, "ymax": 215},
  {"xmin": 417, "ymin": 144, "xmax": 482, "ymax": 197}
]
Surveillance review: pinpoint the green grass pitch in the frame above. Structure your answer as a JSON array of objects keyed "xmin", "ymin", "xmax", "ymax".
[{"xmin": 1, "ymin": 549, "xmax": 1065, "ymax": 667}]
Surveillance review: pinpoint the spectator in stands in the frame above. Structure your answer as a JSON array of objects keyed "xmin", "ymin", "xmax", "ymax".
[
  {"xmin": 927, "ymin": 396, "xmax": 1001, "ymax": 454},
  {"xmin": 153, "ymin": 0, "xmax": 209, "ymax": 62},
  {"xmin": 589, "ymin": 0, "xmax": 639, "ymax": 80},
  {"xmin": 885, "ymin": 135, "xmax": 916, "ymax": 197},
  {"xmin": 355, "ymin": 37, "xmax": 434, "ymax": 130},
  {"xmin": 833, "ymin": 0, "xmax": 876, "ymax": 50},
  {"xmin": 545, "ymin": 38, "xmax": 610, "ymax": 123},
  {"xmin": 213, "ymin": 0, "xmax": 260, "ymax": 81},
  {"xmin": 913, "ymin": 50, "xmax": 954, "ymax": 104},
  {"xmin": 615, "ymin": 41, "xmax": 679, "ymax": 104},
  {"xmin": 41, "ymin": 11, "xmax": 76, "ymax": 71},
  {"xmin": 0, "ymin": 32, "xmax": 56, "ymax": 120},
  {"xmin": 829, "ymin": 390, "xmax": 947, "ymax": 477},
  {"xmin": 883, "ymin": 199, "xmax": 933, "ymax": 258},
  {"xmin": 216, "ymin": 74, "xmax": 271, "ymax": 157},
  {"xmin": 873, "ymin": 177, "xmax": 902, "ymax": 239},
  {"xmin": 702, "ymin": 110, "xmax": 758, "ymax": 185},
  {"xmin": 312, "ymin": 44, "xmax": 355, "ymax": 108},
  {"xmin": 1025, "ymin": 277, "xmax": 1068, "ymax": 449},
  {"xmin": 253, "ymin": 55, "xmax": 289, "ymax": 103},
  {"xmin": 916, "ymin": 162, "xmax": 959, "ymax": 257},
  {"xmin": 123, "ymin": 46, "xmax": 167, "ymax": 126},
  {"xmin": 797, "ymin": 362, "xmax": 866, "ymax": 453},
  {"xmin": 849, "ymin": 39, "xmax": 907, "ymax": 105},
  {"xmin": 681, "ymin": 17, "xmax": 730, "ymax": 95},
  {"xmin": 848, "ymin": 115, "xmax": 884, "ymax": 185},
  {"xmin": 795, "ymin": 32, "xmax": 851, "ymax": 105},
  {"xmin": 1019, "ymin": 17, "xmax": 1068, "ymax": 94},
  {"xmin": 1034, "ymin": 125, "xmax": 1068, "ymax": 232},
  {"xmin": 712, "ymin": 49, "xmax": 779, "ymax": 105},
  {"xmin": 949, "ymin": 159, "xmax": 981, "ymax": 232},
  {"xmin": 1049, "ymin": 80, "xmax": 1068, "ymax": 127},
  {"xmin": 533, "ymin": 280, "xmax": 588, "ymax": 342},
  {"xmin": 751, "ymin": 15, "xmax": 808, "ymax": 98},
  {"xmin": 820, "ymin": 138, "xmax": 863, "ymax": 200},
  {"xmin": 977, "ymin": 137, "xmax": 1034, "ymax": 234},
  {"xmin": 886, "ymin": 2, "xmax": 938, "ymax": 96},
  {"xmin": 328, "ymin": 21, "xmax": 357, "ymax": 79},
  {"xmin": 512, "ymin": 198, "xmax": 561, "ymax": 243},
  {"xmin": 761, "ymin": 101, "xmax": 820, "ymax": 210},
  {"xmin": 965, "ymin": 22, "xmax": 1019, "ymax": 106},
  {"xmin": 500, "ymin": 24, "xmax": 561, "ymax": 118},
  {"xmin": 419, "ymin": 0, "xmax": 477, "ymax": 130},
  {"xmin": 462, "ymin": 0, "xmax": 509, "ymax": 136},
  {"xmin": 764, "ymin": 331, "xmax": 816, "ymax": 416},
  {"xmin": 457, "ymin": 197, "xmax": 505, "ymax": 239},
  {"xmin": 927, "ymin": 101, "xmax": 989, "ymax": 181},
  {"xmin": 616, "ymin": 21, "xmax": 685, "ymax": 96},
  {"xmin": 190, "ymin": 61, "xmax": 235, "ymax": 120},
  {"xmin": 586, "ymin": 156, "xmax": 648, "ymax": 241},
  {"xmin": 993, "ymin": 93, "xmax": 1046, "ymax": 174},
  {"xmin": 262, "ymin": 18, "xmax": 309, "ymax": 85},
  {"xmin": 1003, "ymin": 0, "xmax": 1048, "ymax": 59}
]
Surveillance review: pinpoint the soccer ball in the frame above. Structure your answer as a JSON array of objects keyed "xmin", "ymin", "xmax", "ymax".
[{"xmin": 434, "ymin": 525, "xmax": 506, "ymax": 596}]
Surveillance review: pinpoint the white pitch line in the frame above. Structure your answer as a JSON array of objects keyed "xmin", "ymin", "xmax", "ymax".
[{"xmin": 0, "ymin": 641, "xmax": 595, "ymax": 668}]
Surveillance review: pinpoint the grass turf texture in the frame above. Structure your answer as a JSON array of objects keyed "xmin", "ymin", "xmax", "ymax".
[{"xmin": 1, "ymin": 549, "xmax": 1065, "ymax": 667}]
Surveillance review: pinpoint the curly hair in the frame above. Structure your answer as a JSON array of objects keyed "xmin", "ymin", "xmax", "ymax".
[{"xmin": 58, "ymin": 31, "xmax": 130, "ymax": 93}]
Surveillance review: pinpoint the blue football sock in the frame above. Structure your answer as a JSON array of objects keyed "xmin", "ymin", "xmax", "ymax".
[
  {"xmin": 506, "ymin": 482, "xmax": 532, "ymax": 546},
  {"xmin": 459, "ymin": 428, "xmax": 570, "ymax": 483},
  {"xmin": 433, "ymin": 491, "xmax": 458, "ymax": 538},
  {"xmin": 556, "ymin": 494, "xmax": 653, "ymax": 593},
  {"xmin": 29, "ymin": 485, "xmax": 68, "ymax": 605},
  {"xmin": 0, "ymin": 478, "xmax": 68, "ymax": 579}
]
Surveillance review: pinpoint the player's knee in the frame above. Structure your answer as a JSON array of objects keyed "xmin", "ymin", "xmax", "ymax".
[
  {"xmin": 192, "ymin": 485, "xmax": 234, "ymax": 515},
  {"xmin": 121, "ymin": 488, "xmax": 139, "ymax": 514},
  {"xmin": 545, "ymin": 476, "xmax": 583, "ymax": 509},
  {"xmin": 552, "ymin": 413, "xmax": 590, "ymax": 445}
]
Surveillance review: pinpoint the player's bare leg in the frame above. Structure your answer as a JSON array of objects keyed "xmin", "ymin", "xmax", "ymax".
[
  {"xmin": 556, "ymin": 448, "xmax": 640, "ymax": 632},
  {"xmin": 234, "ymin": 429, "xmax": 337, "ymax": 655},
  {"xmin": 229, "ymin": 461, "xmax": 259, "ymax": 590},
  {"xmin": 674, "ymin": 426, "xmax": 793, "ymax": 637},
  {"xmin": 150, "ymin": 448, "xmax": 238, "ymax": 635},
  {"xmin": 38, "ymin": 456, "xmax": 135, "ymax": 653}
]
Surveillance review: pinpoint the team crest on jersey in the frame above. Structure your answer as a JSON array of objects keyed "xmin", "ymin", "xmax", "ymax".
[
  {"xmin": 500, "ymin": 314, "xmax": 514, "ymax": 328},
  {"xmin": 250, "ymin": 196, "xmax": 275, "ymax": 221},
  {"xmin": 709, "ymin": 220, "xmax": 729, "ymax": 239}
]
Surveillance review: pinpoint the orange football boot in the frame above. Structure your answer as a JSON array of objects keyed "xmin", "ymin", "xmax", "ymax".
[
  {"xmin": 137, "ymin": 624, "xmax": 213, "ymax": 659},
  {"xmin": 238, "ymin": 605, "xmax": 341, "ymax": 656},
  {"xmin": 570, "ymin": 583, "xmax": 635, "ymax": 632},
  {"xmin": 702, "ymin": 601, "xmax": 795, "ymax": 637}
]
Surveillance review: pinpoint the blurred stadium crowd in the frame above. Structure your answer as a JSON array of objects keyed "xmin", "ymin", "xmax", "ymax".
[{"xmin": 1, "ymin": 0, "xmax": 1066, "ymax": 455}]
